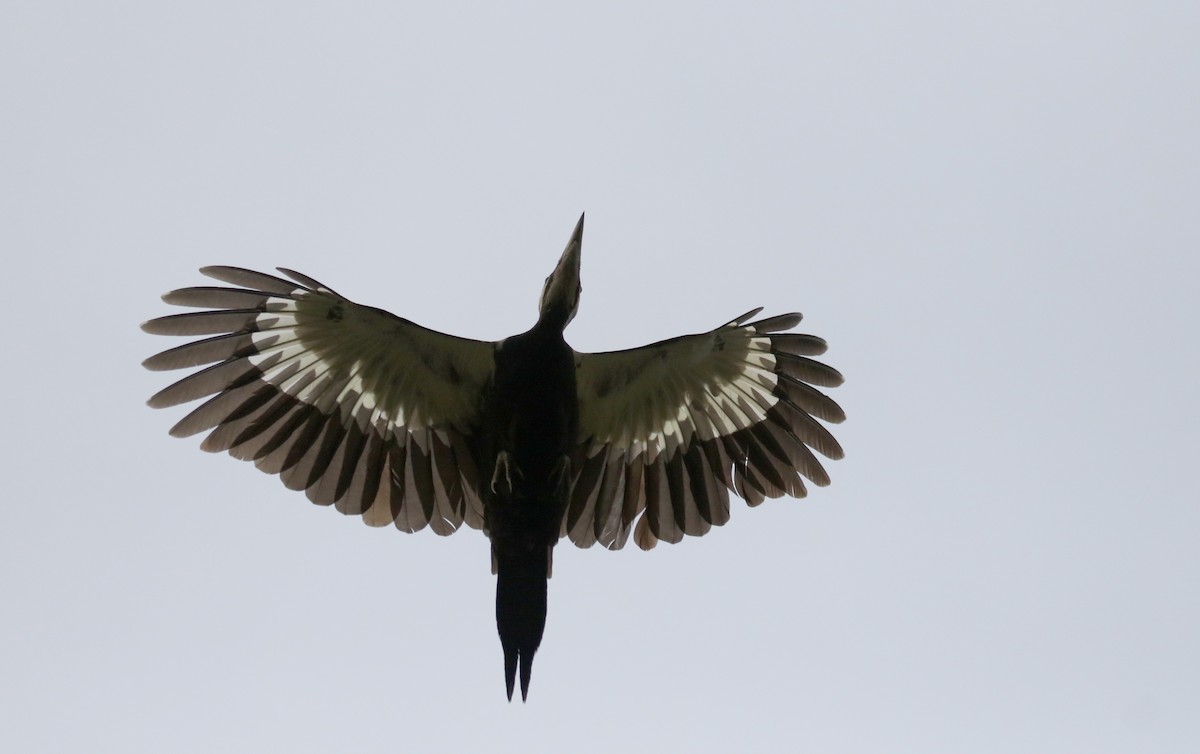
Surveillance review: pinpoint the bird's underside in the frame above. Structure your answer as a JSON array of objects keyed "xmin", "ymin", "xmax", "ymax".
[{"xmin": 141, "ymin": 214, "xmax": 845, "ymax": 701}]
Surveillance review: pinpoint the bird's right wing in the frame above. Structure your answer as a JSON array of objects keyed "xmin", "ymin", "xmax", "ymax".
[
  {"xmin": 142, "ymin": 266, "xmax": 496, "ymax": 535},
  {"xmin": 567, "ymin": 310, "xmax": 844, "ymax": 550}
]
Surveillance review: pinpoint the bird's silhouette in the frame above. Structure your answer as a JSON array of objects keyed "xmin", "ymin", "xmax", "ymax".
[{"xmin": 142, "ymin": 215, "xmax": 845, "ymax": 700}]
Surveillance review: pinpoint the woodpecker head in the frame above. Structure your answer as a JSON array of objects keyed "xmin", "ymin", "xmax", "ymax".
[{"xmin": 538, "ymin": 213, "xmax": 584, "ymax": 330}]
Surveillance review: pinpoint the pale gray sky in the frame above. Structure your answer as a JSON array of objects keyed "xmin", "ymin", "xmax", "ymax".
[{"xmin": 3, "ymin": 2, "xmax": 1198, "ymax": 752}]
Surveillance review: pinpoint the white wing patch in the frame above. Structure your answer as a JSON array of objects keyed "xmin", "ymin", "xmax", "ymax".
[
  {"xmin": 143, "ymin": 266, "xmax": 495, "ymax": 536},
  {"xmin": 578, "ymin": 331, "xmax": 780, "ymax": 462},
  {"xmin": 570, "ymin": 313, "xmax": 844, "ymax": 551}
]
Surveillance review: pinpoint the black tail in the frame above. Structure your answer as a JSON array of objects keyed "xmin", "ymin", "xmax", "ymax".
[{"xmin": 495, "ymin": 545, "xmax": 548, "ymax": 702}]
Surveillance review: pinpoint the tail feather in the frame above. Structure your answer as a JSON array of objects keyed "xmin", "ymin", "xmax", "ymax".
[{"xmin": 495, "ymin": 545, "xmax": 548, "ymax": 702}]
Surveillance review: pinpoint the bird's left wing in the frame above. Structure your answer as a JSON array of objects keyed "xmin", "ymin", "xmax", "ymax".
[
  {"xmin": 142, "ymin": 266, "xmax": 496, "ymax": 535},
  {"xmin": 567, "ymin": 310, "xmax": 844, "ymax": 550}
]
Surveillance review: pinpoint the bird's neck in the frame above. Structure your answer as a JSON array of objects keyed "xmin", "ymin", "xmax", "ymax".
[{"xmin": 532, "ymin": 306, "xmax": 571, "ymax": 338}]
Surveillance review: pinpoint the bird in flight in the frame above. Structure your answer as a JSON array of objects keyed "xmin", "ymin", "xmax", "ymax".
[{"xmin": 142, "ymin": 214, "xmax": 845, "ymax": 701}]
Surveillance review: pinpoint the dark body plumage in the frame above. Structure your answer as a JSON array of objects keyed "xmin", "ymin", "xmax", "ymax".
[
  {"xmin": 141, "ymin": 214, "xmax": 845, "ymax": 701},
  {"xmin": 482, "ymin": 318, "xmax": 578, "ymax": 700}
]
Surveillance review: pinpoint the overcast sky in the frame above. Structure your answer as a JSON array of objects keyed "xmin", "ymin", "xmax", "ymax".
[{"xmin": 3, "ymin": 2, "xmax": 1198, "ymax": 752}]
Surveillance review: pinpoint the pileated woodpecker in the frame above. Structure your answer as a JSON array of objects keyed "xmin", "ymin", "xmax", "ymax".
[{"xmin": 142, "ymin": 214, "xmax": 845, "ymax": 701}]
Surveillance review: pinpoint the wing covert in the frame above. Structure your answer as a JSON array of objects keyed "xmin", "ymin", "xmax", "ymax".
[{"xmin": 142, "ymin": 266, "xmax": 495, "ymax": 534}]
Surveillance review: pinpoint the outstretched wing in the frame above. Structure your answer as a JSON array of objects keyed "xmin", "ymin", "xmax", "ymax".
[
  {"xmin": 142, "ymin": 266, "xmax": 496, "ymax": 535},
  {"xmin": 566, "ymin": 310, "xmax": 844, "ymax": 550}
]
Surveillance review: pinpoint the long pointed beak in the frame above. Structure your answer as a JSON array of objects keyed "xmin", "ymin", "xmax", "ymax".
[
  {"xmin": 558, "ymin": 212, "xmax": 583, "ymax": 275},
  {"xmin": 538, "ymin": 213, "xmax": 585, "ymax": 325},
  {"xmin": 553, "ymin": 212, "xmax": 583, "ymax": 284},
  {"xmin": 568, "ymin": 212, "xmax": 584, "ymax": 251}
]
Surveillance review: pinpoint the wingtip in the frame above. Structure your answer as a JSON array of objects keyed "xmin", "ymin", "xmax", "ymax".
[
  {"xmin": 725, "ymin": 307, "xmax": 764, "ymax": 327},
  {"xmin": 140, "ymin": 317, "xmax": 167, "ymax": 334}
]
